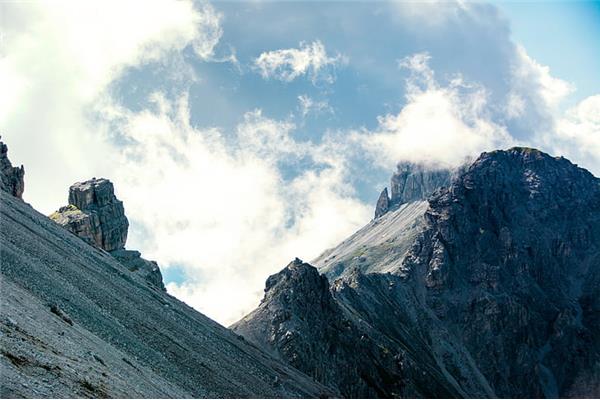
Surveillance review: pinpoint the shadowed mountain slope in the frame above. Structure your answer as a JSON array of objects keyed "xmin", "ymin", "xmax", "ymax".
[{"xmin": 234, "ymin": 148, "xmax": 600, "ymax": 398}]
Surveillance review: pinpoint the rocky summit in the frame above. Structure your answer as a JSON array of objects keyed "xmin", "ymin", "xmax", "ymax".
[{"xmin": 234, "ymin": 147, "xmax": 600, "ymax": 398}]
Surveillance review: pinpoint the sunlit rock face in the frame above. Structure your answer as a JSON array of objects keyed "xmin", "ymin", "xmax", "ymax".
[
  {"xmin": 236, "ymin": 147, "xmax": 600, "ymax": 398},
  {"xmin": 0, "ymin": 139, "xmax": 24, "ymax": 199},
  {"xmin": 50, "ymin": 178, "xmax": 166, "ymax": 291},
  {"xmin": 51, "ymin": 178, "xmax": 129, "ymax": 252}
]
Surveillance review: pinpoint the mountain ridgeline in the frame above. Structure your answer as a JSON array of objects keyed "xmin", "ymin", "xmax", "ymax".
[
  {"xmin": 1, "ymin": 138, "xmax": 599, "ymax": 398},
  {"xmin": 233, "ymin": 148, "xmax": 600, "ymax": 398}
]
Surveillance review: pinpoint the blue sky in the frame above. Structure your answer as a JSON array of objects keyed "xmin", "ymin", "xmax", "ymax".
[
  {"xmin": 2, "ymin": 0, "xmax": 599, "ymax": 324},
  {"xmin": 497, "ymin": 1, "xmax": 600, "ymax": 105}
]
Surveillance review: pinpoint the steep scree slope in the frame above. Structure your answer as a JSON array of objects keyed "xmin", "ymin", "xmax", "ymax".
[{"xmin": 0, "ymin": 141, "xmax": 331, "ymax": 398}]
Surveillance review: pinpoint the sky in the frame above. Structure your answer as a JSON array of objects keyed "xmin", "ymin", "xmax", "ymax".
[{"xmin": 1, "ymin": 0, "xmax": 599, "ymax": 325}]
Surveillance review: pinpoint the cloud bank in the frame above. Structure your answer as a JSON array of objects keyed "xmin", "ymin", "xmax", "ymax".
[{"xmin": 2, "ymin": 0, "xmax": 599, "ymax": 326}]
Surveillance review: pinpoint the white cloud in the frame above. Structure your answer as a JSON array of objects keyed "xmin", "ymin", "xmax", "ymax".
[
  {"xmin": 0, "ymin": 0, "xmax": 222, "ymax": 213},
  {"xmin": 551, "ymin": 95, "xmax": 600, "ymax": 174},
  {"xmin": 297, "ymin": 95, "xmax": 333, "ymax": 118},
  {"xmin": 507, "ymin": 45, "xmax": 574, "ymax": 116},
  {"xmin": 358, "ymin": 52, "xmax": 512, "ymax": 169},
  {"xmin": 254, "ymin": 40, "xmax": 345, "ymax": 85},
  {"xmin": 101, "ymin": 94, "xmax": 370, "ymax": 325},
  {"xmin": 0, "ymin": 0, "xmax": 369, "ymax": 326}
]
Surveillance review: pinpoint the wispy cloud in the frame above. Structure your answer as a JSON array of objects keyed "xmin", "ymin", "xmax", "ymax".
[
  {"xmin": 254, "ymin": 40, "xmax": 346, "ymax": 85},
  {"xmin": 297, "ymin": 95, "xmax": 333, "ymax": 118}
]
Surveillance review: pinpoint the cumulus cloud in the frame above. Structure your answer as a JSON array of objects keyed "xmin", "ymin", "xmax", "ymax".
[
  {"xmin": 254, "ymin": 40, "xmax": 345, "ymax": 85},
  {"xmin": 100, "ymin": 94, "xmax": 369, "ymax": 324},
  {"xmin": 358, "ymin": 52, "xmax": 512, "ymax": 169},
  {"xmin": 551, "ymin": 95, "xmax": 600, "ymax": 174},
  {"xmin": 0, "ymin": 0, "xmax": 368, "ymax": 326},
  {"xmin": 510, "ymin": 45, "xmax": 574, "ymax": 110},
  {"xmin": 0, "ymin": 0, "xmax": 222, "ymax": 213},
  {"xmin": 297, "ymin": 95, "xmax": 333, "ymax": 118}
]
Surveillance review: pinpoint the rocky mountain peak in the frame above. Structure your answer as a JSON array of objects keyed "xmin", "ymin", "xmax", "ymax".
[
  {"xmin": 374, "ymin": 187, "xmax": 390, "ymax": 219},
  {"xmin": 402, "ymin": 147, "xmax": 600, "ymax": 396},
  {"xmin": 390, "ymin": 161, "xmax": 452, "ymax": 206},
  {"xmin": 239, "ymin": 147, "xmax": 600, "ymax": 398},
  {"xmin": 264, "ymin": 258, "xmax": 331, "ymax": 302},
  {"xmin": 0, "ymin": 138, "xmax": 24, "ymax": 199},
  {"xmin": 374, "ymin": 161, "xmax": 452, "ymax": 219}
]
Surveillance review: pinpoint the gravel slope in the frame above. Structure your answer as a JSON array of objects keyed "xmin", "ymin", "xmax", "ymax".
[
  {"xmin": 0, "ymin": 190, "xmax": 330, "ymax": 398},
  {"xmin": 313, "ymin": 201, "xmax": 428, "ymax": 279}
]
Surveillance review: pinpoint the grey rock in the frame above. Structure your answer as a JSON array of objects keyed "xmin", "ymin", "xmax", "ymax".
[
  {"xmin": 233, "ymin": 259, "xmax": 493, "ymax": 398},
  {"xmin": 0, "ymin": 188, "xmax": 332, "ymax": 398},
  {"xmin": 400, "ymin": 147, "xmax": 600, "ymax": 397},
  {"xmin": 0, "ymin": 138, "xmax": 24, "ymax": 199},
  {"xmin": 390, "ymin": 162, "xmax": 451, "ymax": 206},
  {"xmin": 110, "ymin": 249, "xmax": 166, "ymax": 291},
  {"xmin": 50, "ymin": 178, "xmax": 128, "ymax": 252},
  {"xmin": 374, "ymin": 188, "xmax": 390, "ymax": 219},
  {"xmin": 50, "ymin": 177, "xmax": 166, "ymax": 290},
  {"xmin": 314, "ymin": 201, "xmax": 428, "ymax": 280},
  {"xmin": 237, "ymin": 147, "xmax": 600, "ymax": 398}
]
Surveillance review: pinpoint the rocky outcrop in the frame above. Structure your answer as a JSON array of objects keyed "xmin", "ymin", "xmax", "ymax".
[
  {"xmin": 374, "ymin": 188, "xmax": 390, "ymax": 219},
  {"xmin": 373, "ymin": 162, "xmax": 451, "ymax": 219},
  {"xmin": 50, "ymin": 178, "xmax": 165, "ymax": 291},
  {"xmin": 111, "ymin": 250, "xmax": 166, "ymax": 291},
  {"xmin": 233, "ymin": 259, "xmax": 493, "ymax": 398},
  {"xmin": 238, "ymin": 147, "xmax": 600, "ymax": 398},
  {"xmin": 51, "ymin": 178, "xmax": 128, "ymax": 252},
  {"xmin": 390, "ymin": 162, "xmax": 451, "ymax": 206},
  {"xmin": 0, "ymin": 138, "xmax": 24, "ymax": 199}
]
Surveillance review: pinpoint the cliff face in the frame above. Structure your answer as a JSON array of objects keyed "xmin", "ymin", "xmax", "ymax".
[
  {"xmin": 51, "ymin": 178, "xmax": 128, "ymax": 252},
  {"xmin": 390, "ymin": 162, "xmax": 452, "ymax": 207},
  {"xmin": 236, "ymin": 148, "xmax": 600, "ymax": 398},
  {"xmin": 0, "ymin": 139, "xmax": 24, "ymax": 199},
  {"xmin": 402, "ymin": 148, "xmax": 600, "ymax": 397}
]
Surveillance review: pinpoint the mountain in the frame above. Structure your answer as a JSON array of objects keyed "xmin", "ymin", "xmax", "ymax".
[
  {"xmin": 233, "ymin": 148, "xmax": 600, "ymax": 398},
  {"xmin": 0, "ymin": 140, "xmax": 331, "ymax": 398}
]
